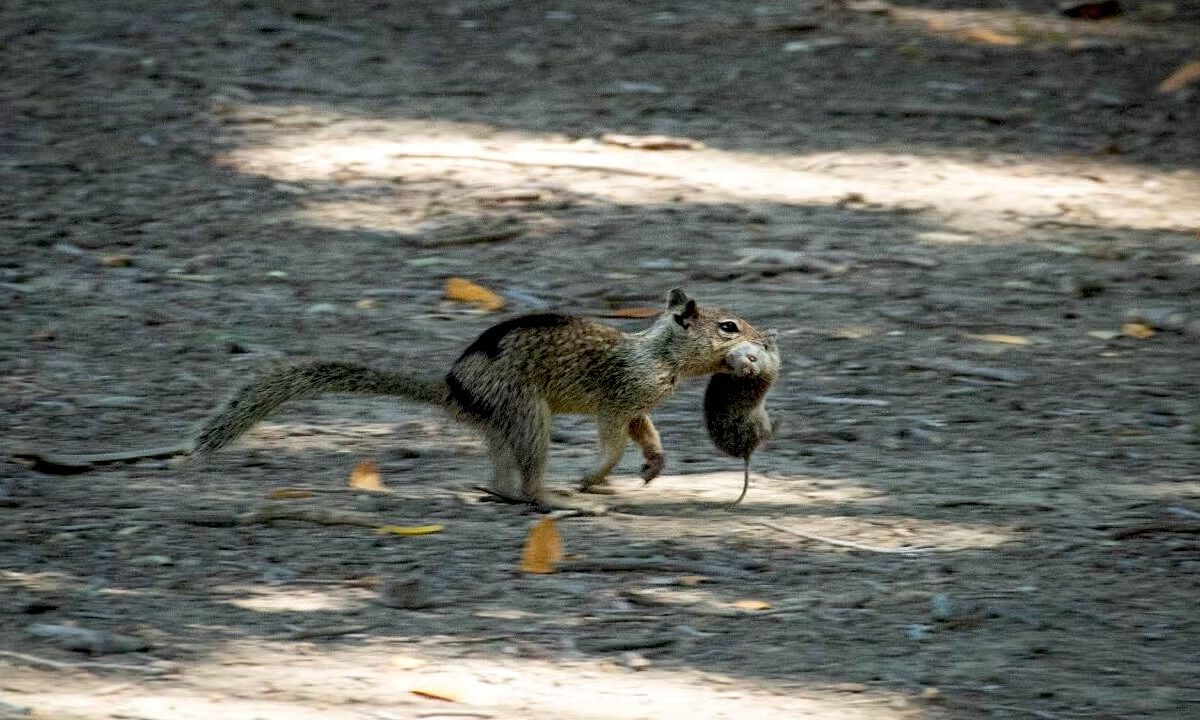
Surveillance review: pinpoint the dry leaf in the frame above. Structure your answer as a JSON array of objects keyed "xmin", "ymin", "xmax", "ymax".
[
  {"xmin": 969, "ymin": 333, "xmax": 1031, "ymax": 346},
  {"xmin": 520, "ymin": 517, "xmax": 564, "ymax": 573},
  {"xmin": 377, "ymin": 524, "xmax": 445, "ymax": 536},
  {"xmin": 602, "ymin": 307, "xmax": 661, "ymax": 319},
  {"xmin": 445, "ymin": 277, "xmax": 505, "ymax": 311},
  {"xmin": 1158, "ymin": 60, "xmax": 1200, "ymax": 94},
  {"xmin": 732, "ymin": 599, "xmax": 772, "ymax": 611},
  {"xmin": 678, "ymin": 575, "xmax": 708, "ymax": 586},
  {"xmin": 1122, "ymin": 322, "xmax": 1156, "ymax": 339},
  {"xmin": 267, "ymin": 488, "xmax": 315, "ymax": 500},
  {"xmin": 960, "ymin": 28, "xmax": 1023, "ymax": 46},
  {"xmin": 349, "ymin": 460, "xmax": 388, "ymax": 492}
]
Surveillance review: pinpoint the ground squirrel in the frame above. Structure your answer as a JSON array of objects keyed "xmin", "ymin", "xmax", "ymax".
[
  {"xmin": 703, "ymin": 328, "xmax": 780, "ymax": 506},
  {"xmin": 192, "ymin": 289, "xmax": 768, "ymax": 512}
]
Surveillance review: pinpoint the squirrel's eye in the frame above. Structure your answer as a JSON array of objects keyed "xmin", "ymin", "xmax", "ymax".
[{"xmin": 718, "ymin": 321, "xmax": 739, "ymax": 333}]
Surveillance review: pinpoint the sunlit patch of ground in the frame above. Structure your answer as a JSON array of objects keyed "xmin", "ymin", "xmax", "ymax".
[
  {"xmin": 1, "ymin": 643, "xmax": 924, "ymax": 720},
  {"xmin": 217, "ymin": 113, "xmax": 1200, "ymax": 240}
]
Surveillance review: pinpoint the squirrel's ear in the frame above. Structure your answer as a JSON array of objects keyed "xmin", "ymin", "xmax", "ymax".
[
  {"xmin": 667, "ymin": 288, "xmax": 690, "ymax": 310},
  {"xmin": 673, "ymin": 299, "xmax": 698, "ymax": 328}
]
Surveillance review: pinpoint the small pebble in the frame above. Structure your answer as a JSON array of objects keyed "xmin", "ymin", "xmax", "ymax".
[{"xmin": 379, "ymin": 577, "xmax": 432, "ymax": 609}]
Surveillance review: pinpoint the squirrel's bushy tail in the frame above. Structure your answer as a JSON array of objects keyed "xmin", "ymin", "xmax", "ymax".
[{"xmin": 192, "ymin": 361, "xmax": 446, "ymax": 455}]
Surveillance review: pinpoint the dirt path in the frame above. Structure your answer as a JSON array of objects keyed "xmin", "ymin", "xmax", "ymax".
[{"xmin": 3, "ymin": 2, "xmax": 1199, "ymax": 719}]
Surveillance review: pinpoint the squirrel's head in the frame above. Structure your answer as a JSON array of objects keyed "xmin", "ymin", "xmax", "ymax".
[{"xmin": 663, "ymin": 288, "xmax": 771, "ymax": 378}]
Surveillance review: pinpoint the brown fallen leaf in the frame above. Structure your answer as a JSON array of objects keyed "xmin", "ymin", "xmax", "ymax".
[
  {"xmin": 520, "ymin": 517, "xmax": 564, "ymax": 573},
  {"xmin": 732, "ymin": 599, "xmax": 772, "ymax": 611},
  {"xmin": 1122, "ymin": 322, "xmax": 1156, "ymax": 339},
  {"xmin": 445, "ymin": 277, "xmax": 505, "ymax": 311},
  {"xmin": 349, "ymin": 460, "xmax": 388, "ymax": 492},
  {"xmin": 1158, "ymin": 60, "xmax": 1200, "ymax": 94}
]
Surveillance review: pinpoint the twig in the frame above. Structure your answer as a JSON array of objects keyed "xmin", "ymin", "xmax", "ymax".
[
  {"xmin": 417, "ymin": 226, "xmax": 523, "ymax": 247},
  {"xmin": 0, "ymin": 650, "xmax": 174, "ymax": 676},
  {"xmin": 824, "ymin": 101, "xmax": 1030, "ymax": 124},
  {"xmin": 555, "ymin": 558, "xmax": 748, "ymax": 578},
  {"xmin": 877, "ymin": 309, "xmax": 1056, "ymax": 331},
  {"xmin": 806, "ymin": 395, "xmax": 892, "ymax": 407},
  {"xmin": 859, "ymin": 254, "xmax": 940, "ymax": 269},
  {"xmin": 173, "ymin": 506, "xmax": 382, "ymax": 528},
  {"xmin": 387, "ymin": 152, "xmax": 683, "ymax": 181},
  {"xmin": 618, "ymin": 589, "xmax": 809, "ymax": 618},
  {"xmin": 272, "ymin": 624, "xmax": 371, "ymax": 641},
  {"xmin": 1110, "ymin": 521, "xmax": 1200, "ymax": 540},
  {"xmin": 580, "ymin": 635, "xmax": 676, "ymax": 652},
  {"xmin": 470, "ymin": 485, "xmax": 528, "ymax": 505},
  {"xmin": 13, "ymin": 444, "xmax": 192, "ymax": 474},
  {"xmin": 909, "ymin": 358, "xmax": 1031, "ymax": 383},
  {"xmin": 263, "ymin": 19, "xmax": 365, "ymax": 43},
  {"xmin": 754, "ymin": 521, "xmax": 930, "ymax": 555}
]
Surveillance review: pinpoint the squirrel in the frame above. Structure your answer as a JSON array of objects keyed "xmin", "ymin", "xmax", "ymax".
[
  {"xmin": 703, "ymin": 328, "xmax": 780, "ymax": 506},
  {"xmin": 191, "ymin": 288, "xmax": 769, "ymax": 513}
]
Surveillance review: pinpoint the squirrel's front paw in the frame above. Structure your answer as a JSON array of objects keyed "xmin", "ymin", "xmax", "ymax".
[{"xmin": 640, "ymin": 452, "xmax": 665, "ymax": 484}]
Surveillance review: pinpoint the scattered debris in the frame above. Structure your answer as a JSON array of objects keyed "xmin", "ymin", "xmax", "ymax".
[
  {"xmin": 600, "ymin": 133, "xmax": 705, "ymax": 150},
  {"xmin": 1061, "ymin": 1, "xmax": 1123, "ymax": 20},
  {"xmin": 908, "ymin": 358, "xmax": 1032, "ymax": 383},
  {"xmin": 26, "ymin": 623, "xmax": 149, "ymax": 655}
]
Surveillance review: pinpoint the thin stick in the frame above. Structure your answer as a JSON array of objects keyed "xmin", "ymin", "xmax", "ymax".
[
  {"xmin": 1111, "ymin": 521, "xmax": 1200, "ymax": 540},
  {"xmin": 0, "ymin": 649, "xmax": 173, "ymax": 675},
  {"xmin": 754, "ymin": 521, "xmax": 930, "ymax": 554},
  {"xmin": 272, "ymin": 624, "xmax": 371, "ymax": 641},
  {"xmin": 909, "ymin": 358, "xmax": 1031, "ymax": 383},
  {"xmin": 13, "ymin": 444, "xmax": 192, "ymax": 474},
  {"xmin": 555, "ymin": 558, "xmax": 747, "ymax": 578},
  {"xmin": 173, "ymin": 506, "xmax": 382, "ymax": 528},
  {"xmin": 823, "ymin": 101, "xmax": 1029, "ymax": 124},
  {"xmin": 985, "ymin": 705, "xmax": 1073, "ymax": 720},
  {"xmin": 388, "ymin": 153, "xmax": 683, "ymax": 181}
]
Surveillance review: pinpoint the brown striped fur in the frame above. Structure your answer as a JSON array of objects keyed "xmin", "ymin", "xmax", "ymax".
[{"xmin": 192, "ymin": 289, "xmax": 766, "ymax": 512}]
